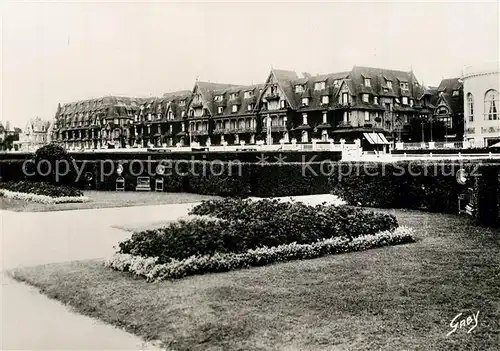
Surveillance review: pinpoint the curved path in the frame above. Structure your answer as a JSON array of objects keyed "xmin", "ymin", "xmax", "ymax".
[{"xmin": 1, "ymin": 194, "xmax": 340, "ymax": 350}]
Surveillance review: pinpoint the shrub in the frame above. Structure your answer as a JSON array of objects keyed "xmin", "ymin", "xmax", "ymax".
[
  {"xmin": 30, "ymin": 143, "xmax": 78, "ymax": 186},
  {"xmin": 0, "ymin": 181, "xmax": 83, "ymax": 197},
  {"xmin": 118, "ymin": 199, "xmax": 398, "ymax": 263},
  {"xmin": 107, "ymin": 227, "xmax": 416, "ymax": 281}
]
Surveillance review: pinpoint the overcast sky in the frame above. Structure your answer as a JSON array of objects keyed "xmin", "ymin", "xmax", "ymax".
[{"xmin": 2, "ymin": 1, "xmax": 499, "ymax": 128}]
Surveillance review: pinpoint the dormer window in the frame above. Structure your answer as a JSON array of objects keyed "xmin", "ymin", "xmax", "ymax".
[
  {"xmin": 232, "ymin": 105, "xmax": 238, "ymax": 113},
  {"xmin": 386, "ymin": 80, "xmax": 393, "ymax": 89},
  {"xmin": 362, "ymin": 94, "xmax": 369, "ymax": 103},
  {"xmin": 302, "ymin": 97, "xmax": 310, "ymax": 106},
  {"xmin": 295, "ymin": 85, "xmax": 304, "ymax": 93},
  {"xmin": 314, "ymin": 82, "xmax": 326, "ymax": 91},
  {"xmin": 247, "ymin": 103, "xmax": 254, "ymax": 111},
  {"xmin": 453, "ymin": 90, "xmax": 459, "ymax": 96},
  {"xmin": 230, "ymin": 93, "xmax": 238, "ymax": 100},
  {"xmin": 374, "ymin": 97, "xmax": 379, "ymax": 105},
  {"xmin": 402, "ymin": 97, "xmax": 408, "ymax": 105},
  {"xmin": 364, "ymin": 78, "xmax": 371, "ymax": 87},
  {"xmin": 383, "ymin": 88, "xmax": 389, "ymax": 93},
  {"xmin": 217, "ymin": 106, "xmax": 224, "ymax": 114},
  {"xmin": 400, "ymin": 82, "xmax": 409, "ymax": 90},
  {"xmin": 244, "ymin": 91, "xmax": 253, "ymax": 99},
  {"xmin": 215, "ymin": 95, "xmax": 223, "ymax": 102},
  {"xmin": 333, "ymin": 80, "xmax": 339, "ymax": 87},
  {"xmin": 322, "ymin": 96, "xmax": 329, "ymax": 104}
]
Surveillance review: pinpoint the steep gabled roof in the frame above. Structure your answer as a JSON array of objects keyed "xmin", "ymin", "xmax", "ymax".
[
  {"xmin": 437, "ymin": 78, "xmax": 463, "ymax": 94},
  {"xmin": 213, "ymin": 83, "xmax": 264, "ymax": 117}
]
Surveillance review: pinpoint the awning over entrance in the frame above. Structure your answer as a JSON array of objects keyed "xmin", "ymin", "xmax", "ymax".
[{"xmin": 363, "ymin": 132, "xmax": 390, "ymax": 145}]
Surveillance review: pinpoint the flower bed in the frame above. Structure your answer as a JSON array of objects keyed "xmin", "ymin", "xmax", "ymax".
[
  {"xmin": 0, "ymin": 181, "xmax": 88, "ymax": 204},
  {"xmin": 118, "ymin": 199, "xmax": 398, "ymax": 263},
  {"xmin": 106, "ymin": 227, "xmax": 415, "ymax": 281}
]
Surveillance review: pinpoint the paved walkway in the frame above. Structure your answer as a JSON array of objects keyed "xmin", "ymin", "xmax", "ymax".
[{"xmin": 1, "ymin": 194, "xmax": 342, "ymax": 350}]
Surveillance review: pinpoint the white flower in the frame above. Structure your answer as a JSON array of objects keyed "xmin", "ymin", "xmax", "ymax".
[
  {"xmin": 0, "ymin": 189, "xmax": 89, "ymax": 204},
  {"xmin": 106, "ymin": 227, "xmax": 415, "ymax": 282}
]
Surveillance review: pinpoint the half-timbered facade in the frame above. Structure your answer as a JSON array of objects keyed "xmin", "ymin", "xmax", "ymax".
[{"xmin": 51, "ymin": 65, "xmax": 443, "ymax": 149}]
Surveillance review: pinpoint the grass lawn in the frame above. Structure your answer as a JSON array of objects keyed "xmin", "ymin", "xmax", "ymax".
[
  {"xmin": 10, "ymin": 210, "xmax": 500, "ymax": 351},
  {"xmin": 0, "ymin": 190, "xmax": 219, "ymax": 212}
]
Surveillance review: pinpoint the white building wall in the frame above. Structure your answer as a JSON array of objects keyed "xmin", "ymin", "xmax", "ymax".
[{"xmin": 462, "ymin": 62, "xmax": 500, "ymax": 147}]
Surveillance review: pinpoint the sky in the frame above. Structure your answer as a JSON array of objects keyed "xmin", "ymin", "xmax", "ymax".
[{"xmin": 2, "ymin": 1, "xmax": 499, "ymax": 128}]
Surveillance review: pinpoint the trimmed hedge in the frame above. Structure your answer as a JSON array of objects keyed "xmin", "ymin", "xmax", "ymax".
[{"xmin": 118, "ymin": 199, "xmax": 398, "ymax": 263}]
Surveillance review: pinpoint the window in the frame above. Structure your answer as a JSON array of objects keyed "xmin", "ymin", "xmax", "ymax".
[
  {"xmin": 247, "ymin": 103, "xmax": 254, "ymax": 111},
  {"xmin": 468, "ymin": 93, "xmax": 474, "ymax": 122},
  {"xmin": 374, "ymin": 97, "xmax": 379, "ymax": 105},
  {"xmin": 485, "ymin": 89, "xmax": 499, "ymax": 120},
  {"xmin": 280, "ymin": 100, "xmax": 286, "ymax": 109},
  {"xmin": 386, "ymin": 80, "xmax": 393, "ymax": 89},
  {"xmin": 322, "ymin": 112, "xmax": 327, "ymax": 124},
  {"xmin": 342, "ymin": 92, "xmax": 349, "ymax": 105},
  {"xmin": 217, "ymin": 106, "xmax": 224, "ymax": 114},
  {"xmin": 232, "ymin": 105, "xmax": 238, "ymax": 113},
  {"xmin": 453, "ymin": 90, "xmax": 459, "ymax": 96},
  {"xmin": 270, "ymin": 86, "xmax": 277, "ymax": 94},
  {"xmin": 364, "ymin": 111, "xmax": 370, "ymax": 121},
  {"xmin": 189, "ymin": 110, "xmax": 194, "ymax": 117},
  {"xmin": 295, "ymin": 85, "xmax": 304, "ymax": 93},
  {"xmin": 402, "ymin": 97, "xmax": 408, "ymax": 105},
  {"xmin": 244, "ymin": 91, "xmax": 253, "ymax": 99},
  {"xmin": 178, "ymin": 100, "xmax": 185, "ymax": 106},
  {"xmin": 230, "ymin": 93, "xmax": 238, "ymax": 100},
  {"xmin": 215, "ymin": 95, "xmax": 223, "ymax": 102},
  {"xmin": 168, "ymin": 111, "xmax": 173, "ymax": 120},
  {"xmin": 322, "ymin": 95, "xmax": 329, "ymax": 104},
  {"xmin": 400, "ymin": 82, "xmax": 409, "ymax": 90},
  {"xmin": 314, "ymin": 82, "xmax": 326, "ymax": 90},
  {"xmin": 181, "ymin": 111, "xmax": 186, "ymax": 117},
  {"xmin": 302, "ymin": 113, "xmax": 308, "ymax": 125},
  {"xmin": 364, "ymin": 78, "xmax": 371, "ymax": 87},
  {"xmin": 333, "ymin": 80, "xmax": 339, "ymax": 87},
  {"xmin": 302, "ymin": 97, "xmax": 309, "ymax": 106},
  {"xmin": 362, "ymin": 94, "xmax": 369, "ymax": 103}
]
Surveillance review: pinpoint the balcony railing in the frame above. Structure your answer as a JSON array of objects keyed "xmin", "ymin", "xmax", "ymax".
[
  {"xmin": 337, "ymin": 121, "xmax": 352, "ymax": 128},
  {"xmin": 265, "ymin": 93, "xmax": 280, "ymax": 101}
]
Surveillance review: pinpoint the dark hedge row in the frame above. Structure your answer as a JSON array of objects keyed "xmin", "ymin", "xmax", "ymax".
[
  {"xmin": 119, "ymin": 199, "xmax": 398, "ymax": 263},
  {"xmin": 1, "ymin": 155, "xmax": 499, "ymax": 226}
]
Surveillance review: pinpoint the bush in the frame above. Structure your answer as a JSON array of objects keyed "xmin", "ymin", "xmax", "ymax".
[
  {"xmin": 107, "ymin": 227, "xmax": 416, "ymax": 281},
  {"xmin": 30, "ymin": 143, "xmax": 78, "ymax": 186},
  {"xmin": 0, "ymin": 181, "xmax": 83, "ymax": 197},
  {"xmin": 118, "ymin": 199, "xmax": 398, "ymax": 263}
]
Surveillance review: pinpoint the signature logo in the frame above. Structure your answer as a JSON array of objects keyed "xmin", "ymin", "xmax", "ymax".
[{"xmin": 447, "ymin": 311, "xmax": 480, "ymax": 337}]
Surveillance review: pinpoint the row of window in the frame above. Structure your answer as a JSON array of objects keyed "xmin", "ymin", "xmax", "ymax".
[{"xmin": 467, "ymin": 90, "xmax": 499, "ymax": 122}]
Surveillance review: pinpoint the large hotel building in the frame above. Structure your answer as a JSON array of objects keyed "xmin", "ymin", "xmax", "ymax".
[{"xmin": 50, "ymin": 66, "xmax": 468, "ymax": 149}]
